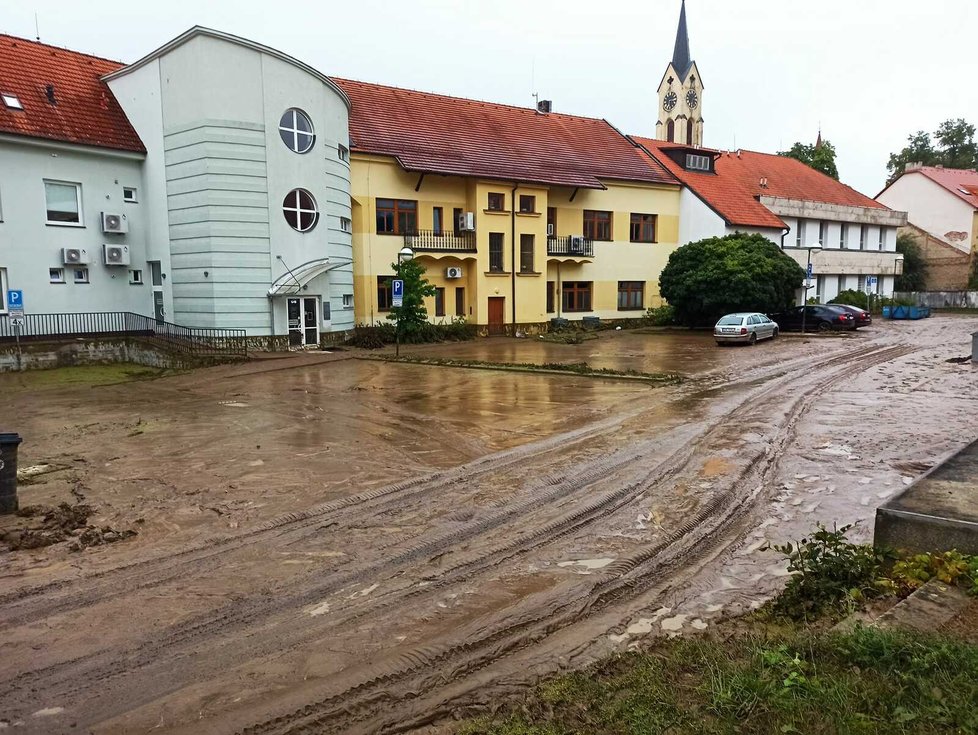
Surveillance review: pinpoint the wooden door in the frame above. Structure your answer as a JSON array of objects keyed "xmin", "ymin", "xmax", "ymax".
[{"xmin": 487, "ymin": 297, "xmax": 505, "ymax": 336}]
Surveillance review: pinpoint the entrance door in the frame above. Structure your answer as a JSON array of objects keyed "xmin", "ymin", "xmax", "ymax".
[
  {"xmin": 287, "ymin": 297, "xmax": 319, "ymax": 347},
  {"xmin": 149, "ymin": 261, "xmax": 165, "ymax": 322},
  {"xmin": 487, "ymin": 297, "xmax": 505, "ymax": 336}
]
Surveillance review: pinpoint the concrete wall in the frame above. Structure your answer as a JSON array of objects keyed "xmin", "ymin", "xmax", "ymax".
[
  {"xmin": 0, "ymin": 139, "xmax": 152, "ymax": 317},
  {"xmin": 901, "ymin": 224, "xmax": 972, "ymax": 291},
  {"xmin": 877, "ymin": 173, "xmax": 975, "ymax": 253}
]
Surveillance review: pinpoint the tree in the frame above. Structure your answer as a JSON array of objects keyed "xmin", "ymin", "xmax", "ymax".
[
  {"xmin": 387, "ymin": 257, "xmax": 436, "ymax": 341},
  {"xmin": 659, "ymin": 233, "xmax": 805, "ymax": 327},
  {"xmin": 886, "ymin": 119, "xmax": 977, "ymax": 183},
  {"xmin": 778, "ymin": 140, "xmax": 839, "ymax": 180},
  {"xmin": 894, "ymin": 232, "xmax": 928, "ymax": 292}
]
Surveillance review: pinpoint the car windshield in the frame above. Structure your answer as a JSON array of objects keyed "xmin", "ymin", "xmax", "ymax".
[{"xmin": 717, "ymin": 316, "xmax": 743, "ymax": 326}]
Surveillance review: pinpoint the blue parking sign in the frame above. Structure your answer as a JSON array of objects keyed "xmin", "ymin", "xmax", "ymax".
[
  {"xmin": 392, "ymin": 279, "xmax": 404, "ymax": 308},
  {"xmin": 7, "ymin": 289, "xmax": 23, "ymax": 316}
]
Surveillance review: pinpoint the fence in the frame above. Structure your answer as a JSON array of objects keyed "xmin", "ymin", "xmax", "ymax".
[
  {"xmin": 0, "ymin": 312, "xmax": 247, "ymax": 358},
  {"xmin": 894, "ymin": 291, "xmax": 978, "ymax": 309}
]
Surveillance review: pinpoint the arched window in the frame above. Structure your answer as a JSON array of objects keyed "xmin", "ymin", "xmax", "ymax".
[
  {"xmin": 666, "ymin": 118, "xmax": 675, "ymax": 143},
  {"xmin": 283, "ymin": 189, "xmax": 319, "ymax": 232},
  {"xmin": 687, "ymin": 118, "xmax": 695, "ymax": 145},
  {"xmin": 278, "ymin": 108, "xmax": 315, "ymax": 154}
]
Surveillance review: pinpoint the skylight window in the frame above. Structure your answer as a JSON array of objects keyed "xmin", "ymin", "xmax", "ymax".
[{"xmin": 2, "ymin": 93, "xmax": 23, "ymax": 110}]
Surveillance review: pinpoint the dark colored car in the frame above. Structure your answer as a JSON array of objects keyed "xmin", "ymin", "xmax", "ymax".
[
  {"xmin": 768, "ymin": 305, "xmax": 856, "ymax": 332},
  {"xmin": 832, "ymin": 304, "xmax": 873, "ymax": 328}
]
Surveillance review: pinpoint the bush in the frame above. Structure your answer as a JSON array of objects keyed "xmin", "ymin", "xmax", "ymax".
[
  {"xmin": 346, "ymin": 318, "xmax": 475, "ymax": 349},
  {"xmin": 659, "ymin": 233, "xmax": 805, "ymax": 327},
  {"xmin": 830, "ymin": 289, "xmax": 869, "ymax": 309},
  {"xmin": 643, "ymin": 305, "xmax": 676, "ymax": 326}
]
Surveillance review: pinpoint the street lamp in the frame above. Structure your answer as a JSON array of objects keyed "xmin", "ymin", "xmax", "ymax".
[
  {"xmin": 394, "ymin": 246, "xmax": 414, "ymax": 358},
  {"xmin": 800, "ymin": 244, "xmax": 823, "ymax": 334}
]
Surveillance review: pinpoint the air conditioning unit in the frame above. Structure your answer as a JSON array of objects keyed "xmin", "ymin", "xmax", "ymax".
[
  {"xmin": 457, "ymin": 211, "xmax": 476, "ymax": 232},
  {"xmin": 569, "ymin": 236, "xmax": 586, "ymax": 254},
  {"xmin": 546, "ymin": 223, "xmax": 555, "ymax": 236},
  {"xmin": 61, "ymin": 247, "xmax": 89, "ymax": 265},
  {"xmin": 445, "ymin": 266, "xmax": 463, "ymax": 279},
  {"xmin": 103, "ymin": 244, "xmax": 131, "ymax": 266},
  {"xmin": 101, "ymin": 212, "xmax": 129, "ymax": 234}
]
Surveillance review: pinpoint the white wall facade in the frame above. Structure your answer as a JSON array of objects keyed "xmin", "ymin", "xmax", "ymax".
[
  {"xmin": 0, "ymin": 137, "xmax": 152, "ymax": 317},
  {"xmin": 876, "ymin": 173, "xmax": 975, "ymax": 252}
]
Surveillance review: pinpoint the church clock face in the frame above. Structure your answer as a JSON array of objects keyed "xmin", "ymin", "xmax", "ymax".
[
  {"xmin": 662, "ymin": 91, "xmax": 678, "ymax": 112},
  {"xmin": 686, "ymin": 90, "xmax": 699, "ymax": 109}
]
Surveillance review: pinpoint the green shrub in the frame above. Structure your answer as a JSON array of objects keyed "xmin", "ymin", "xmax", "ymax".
[
  {"xmin": 643, "ymin": 305, "xmax": 676, "ymax": 326},
  {"xmin": 829, "ymin": 289, "xmax": 869, "ymax": 309}
]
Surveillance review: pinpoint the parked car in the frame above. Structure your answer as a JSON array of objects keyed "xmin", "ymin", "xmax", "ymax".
[
  {"xmin": 832, "ymin": 304, "xmax": 872, "ymax": 328},
  {"xmin": 714, "ymin": 312, "xmax": 779, "ymax": 346},
  {"xmin": 769, "ymin": 305, "xmax": 856, "ymax": 332}
]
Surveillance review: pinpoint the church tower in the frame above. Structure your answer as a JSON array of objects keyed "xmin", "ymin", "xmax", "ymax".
[{"xmin": 656, "ymin": 0, "xmax": 704, "ymax": 146}]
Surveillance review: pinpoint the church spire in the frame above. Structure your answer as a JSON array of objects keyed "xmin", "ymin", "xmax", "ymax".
[{"xmin": 672, "ymin": 0, "xmax": 692, "ymax": 80}]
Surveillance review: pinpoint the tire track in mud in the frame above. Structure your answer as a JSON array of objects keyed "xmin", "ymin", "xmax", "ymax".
[
  {"xmin": 6, "ymin": 344, "xmax": 913, "ymax": 732},
  {"xmin": 233, "ymin": 343, "xmax": 916, "ymax": 735}
]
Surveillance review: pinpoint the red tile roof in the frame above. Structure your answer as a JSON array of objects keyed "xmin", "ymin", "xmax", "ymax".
[
  {"xmin": 334, "ymin": 79, "xmax": 677, "ymax": 190},
  {"xmin": 900, "ymin": 166, "xmax": 978, "ymax": 210},
  {"xmin": 0, "ymin": 34, "xmax": 144, "ymax": 153},
  {"xmin": 634, "ymin": 138, "xmax": 888, "ymax": 230}
]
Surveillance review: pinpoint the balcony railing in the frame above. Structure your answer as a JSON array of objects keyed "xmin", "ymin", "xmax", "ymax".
[
  {"xmin": 404, "ymin": 229, "xmax": 477, "ymax": 253},
  {"xmin": 547, "ymin": 235, "xmax": 594, "ymax": 258}
]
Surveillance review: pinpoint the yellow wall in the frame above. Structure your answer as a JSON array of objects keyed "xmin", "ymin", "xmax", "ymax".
[{"xmin": 351, "ymin": 153, "xmax": 682, "ymax": 328}]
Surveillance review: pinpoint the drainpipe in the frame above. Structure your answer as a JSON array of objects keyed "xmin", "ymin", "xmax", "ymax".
[
  {"xmin": 511, "ymin": 181, "xmax": 518, "ymax": 331},
  {"xmin": 780, "ymin": 227, "xmax": 790, "ymax": 251}
]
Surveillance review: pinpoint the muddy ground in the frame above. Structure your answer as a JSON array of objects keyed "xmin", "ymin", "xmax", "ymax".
[{"xmin": 1, "ymin": 317, "xmax": 976, "ymax": 733}]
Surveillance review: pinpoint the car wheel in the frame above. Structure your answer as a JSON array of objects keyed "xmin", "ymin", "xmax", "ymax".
[
  {"xmin": 749, "ymin": 333, "xmax": 757, "ymax": 345},
  {"xmin": 817, "ymin": 321, "xmax": 831, "ymax": 332},
  {"xmin": 772, "ymin": 327, "xmax": 779, "ymax": 339}
]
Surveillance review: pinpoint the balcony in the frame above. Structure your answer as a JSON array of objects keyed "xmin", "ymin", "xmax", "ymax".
[
  {"xmin": 404, "ymin": 230, "xmax": 477, "ymax": 253},
  {"xmin": 547, "ymin": 235, "xmax": 594, "ymax": 258}
]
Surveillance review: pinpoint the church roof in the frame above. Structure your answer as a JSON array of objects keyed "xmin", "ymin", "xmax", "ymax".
[{"xmin": 671, "ymin": 0, "xmax": 694, "ymax": 81}]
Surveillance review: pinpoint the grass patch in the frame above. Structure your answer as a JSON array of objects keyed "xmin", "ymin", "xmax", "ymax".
[
  {"xmin": 0, "ymin": 363, "xmax": 181, "ymax": 391},
  {"xmin": 461, "ymin": 627, "xmax": 978, "ymax": 734},
  {"xmin": 365, "ymin": 356, "xmax": 682, "ymax": 384}
]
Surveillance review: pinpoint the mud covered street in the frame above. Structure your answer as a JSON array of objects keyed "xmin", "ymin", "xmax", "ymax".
[{"xmin": 1, "ymin": 317, "xmax": 977, "ymax": 734}]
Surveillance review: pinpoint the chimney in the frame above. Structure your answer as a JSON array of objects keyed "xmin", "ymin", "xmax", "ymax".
[
  {"xmin": 905, "ymin": 162, "xmax": 924, "ymax": 172},
  {"xmin": 536, "ymin": 99, "xmax": 552, "ymax": 114},
  {"xmin": 45, "ymin": 84, "xmax": 56, "ymax": 105},
  {"xmin": 759, "ymin": 177, "xmax": 768, "ymax": 188}
]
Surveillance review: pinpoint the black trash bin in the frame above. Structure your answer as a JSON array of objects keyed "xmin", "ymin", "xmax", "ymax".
[{"xmin": 0, "ymin": 433, "xmax": 23, "ymax": 514}]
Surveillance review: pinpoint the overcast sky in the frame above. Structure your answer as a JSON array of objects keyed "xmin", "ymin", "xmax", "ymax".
[{"xmin": 4, "ymin": 0, "xmax": 976, "ymax": 196}]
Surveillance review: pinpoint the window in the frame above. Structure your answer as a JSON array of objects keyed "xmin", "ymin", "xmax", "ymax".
[
  {"xmin": 44, "ymin": 181, "xmax": 82, "ymax": 225},
  {"xmin": 129, "ymin": 269, "xmax": 143, "ymax": 285},
  {"xmin": 323, "ymin": 301, "xmax": 331, "ymax": 321},
  {"xmin": 340, "ymin": 216, "xmax": 352, "ymax": 233},
  {"xmin": 857, "ymin": 275, "xmax": 866, "ymax": 291},
  {"xmin": 878, "ymin": 228, "xmax": 885, "ymax": 250},
  {"xmin": 49, "ymin": 267, "xmax": 65, "ymax": 283},
  {"xmin": 667, "ymin": 119, "xmax": 675, "ymax": 142},
  {"xmin": 72, "ymin": 267, "xmax": 89, "ymax": 284},
  {"xmin": 432, "ymin": 207, "xmax": 443, "ymax": 235},
  {"xmin": 818, "ymin": 221, "xmax": 827, "ymax": 246},
  {"xmin": 630, "ymin": 213, "xmax": 657, "ymax": 243},
  {"xmin": 583, "ymin": 210, "xmax": 612, "ymax": 241},
  {"xmin": 840, "ymin": 223, "xmax": 848, "ymax": 249},
  {"xmin": 338, "ymin": 143, "xmax": 350, "ymax": 162},
  {"xmin": 520, "ymin": 234, "xmax": 534, "ymax": 273},
  {"xmin": 518, "ymin": 195, "xmax": 536, "ymax": 214},
  {"xmin": 617, "ymin": 281, "xmax": 644, "ymax": 310},
  {"xmin": 342, "ymin": 294, "xmax": 353, "ymax": 309},
  {"xmin": 488, "ymin": 192, "xmax": 505, "ymax": 211},
  {"xmin": 687, "ymin": 119, "xmax": 694, "ymax": 145},
  {"xmin": 376, "ymin": 198, "xmax": 417, "ymax": 235},
  {"xmin": 283, "ymin": 189, "xmax": 319, "ymax": 232},
  {"xmin": 562, "ymin": 281, "xmax": 592, "ymax": 312},
  {"xmin": 123, "ymin": 187, "xmax": 137, "ymax": 203},
  {"xmin": 816, "ymin": 275, "xmax": 824, "ymax": 302},
  {"xmin": 377, "ymin": 276, "xmax": 394, "ymax": 311},
  {"xmin": 859, "ymin": 225, "xmax": 867, "ymax": 250},
  {"xmin": 685, "ymin": 154, "xmax": 710, "ymax": 171},
  {"xmin": 546, "ymin": 281, "xmax": 555, "ymax": 313},
  {"xmin": 837, "ymin": 275, "xmax": 845, "ymax": 295},
  {"xmin": 795, "ymin": 219, "xmax": 805, "ymax": 247},
  {"xmin": 455, "ymin": 287, "xmax": 465, "ymax": 317},
  {"xmin": 453, "ymin": 207, "xmax": 463, "ymax": 236},
  {"xmin": 434, "ymin": 287, "xmax": 445, "ymax": 317},
  {"xmin": 547, "ymin": 206, "xmax": 557, "ymax": 236},
  {"xmin": 2, "ymin": 93, "xmax": 23, "ymax": 110},
  {"xmin": 278, "ymin": 108, "xmax": 315, "ymax": 153},
  {"xmin": 489, "ymin": 232, "xmax": 505, "ymax": 272}
]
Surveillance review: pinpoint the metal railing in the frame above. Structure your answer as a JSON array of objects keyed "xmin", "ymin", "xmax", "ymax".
[
  {"xmin": 0, "ymin": 312, "xmax": 247, "ymax": 358},
  {"xmin": 547, "ymin": 235, "xmax": 594, "ymax": 258},
  {"xmin": 404, "ymin": 230, "xmax": 477, "ymax": 253}
]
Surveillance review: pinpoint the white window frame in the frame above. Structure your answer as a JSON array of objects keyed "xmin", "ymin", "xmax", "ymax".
[
  {"xmin": 795, "ymin": 219, "xmax": 805, "ymax": 247},
  {"xmin": 283, "ymin": 189, "xmax": 319, "ymax": 232},
  {"xmin": 342, "ymin": 293, "xmax": 353, "ymax": 309},
  {"xmin": 49, "ymin": 267, "xmax": 66, "ymax": 284},
  {"xmin": 44, "ymin": 180, "xmax": 84, "ymax": 227},
  {"xmin": 818, "ymin": 220, "xmax": 827, "ymax": 246},
  {"xmin": 338, "ymin": 143, "xmax": 350, "ymax": 162},
  {"xmin": 72, "ymin": 267, "xmax": 90, "ymax": 284},
  {"xmin": 878, "ymin": 227, "xmax": 885, "ymax": 250},
  {"xmin": 340, "ymin": 216, "xmax": 352, "ymax": 233},
  {"xmin": 129, "ymin": 269, "xmax": 143, "ymax": 285},
  {"xmin": 278, "ymin": 108, "xmax": 315, "ymax": 154},
  {"xmin": 123, "ymin": 187, "xmax": 138, "ymax": 203},
  {"xmin": 1, "ymin": 93, "xmax": 22, "ymax": 110},
  {"xmin": 859, "ymin": 225, "xmax": 867, "ymax": 250},
  {"xmin": 0, "ymin": 267, "xmax": 7, "ymax": 313},
  {"xmin": 840, "ymin": 223, "xmax": 848, "ymax": 249},
  {"xmin": 685, "ymin": 153, "xmax": 710, "ymax": 171}
]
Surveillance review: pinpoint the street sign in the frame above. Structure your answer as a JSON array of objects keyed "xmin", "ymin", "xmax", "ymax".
[
  {"xmin": 392, "ymin": 279, "xmax": 404, "ymax": 308},
  {"xmin": 869, "ymin": 276, "xmax": 878, "ymax": 286},
  {"xmin": 806, "ymin": 263, "xmax": 813, "ymax": 279},
  {"xmin": 7, "ymin": 289, "xmax": 23, "ymax": 318},
  {"xmin": 9, "ymin": 317, "xmax": 24, "ymax": 327}
]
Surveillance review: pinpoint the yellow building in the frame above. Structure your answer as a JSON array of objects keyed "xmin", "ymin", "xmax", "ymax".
[{"xmin": 336, "ymin": 79, "xmax": 682, "ymax": 334}]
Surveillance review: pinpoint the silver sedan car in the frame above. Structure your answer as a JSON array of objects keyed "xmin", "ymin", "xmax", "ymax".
[{"xmin": 714, "ymin": 312, "xmax": 779, "ymax": 346}]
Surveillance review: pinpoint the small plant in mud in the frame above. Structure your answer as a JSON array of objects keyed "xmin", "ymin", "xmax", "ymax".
[
  {"xmin": 891, "ymin": 551, "xmax": 978, "ymax": 597},
  {"xmin": 764, "ymin": 523, "xmax": 894, "ymax": 620}
]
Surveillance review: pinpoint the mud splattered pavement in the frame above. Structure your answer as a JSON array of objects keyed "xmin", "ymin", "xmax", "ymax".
[{"xmin": 0, "ymin": 317, "xmax": 976, "ymax": 734}]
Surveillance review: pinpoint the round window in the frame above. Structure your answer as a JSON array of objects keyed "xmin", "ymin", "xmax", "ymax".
[
  {"xmin": 278, "ymin": 108, "xmax": 315, "ymax": 154},
  {"xmin": 283, "ymin": 189, "xmax": 319, "ymax": 232}
]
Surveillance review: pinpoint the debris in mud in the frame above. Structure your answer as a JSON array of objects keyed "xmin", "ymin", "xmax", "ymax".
[
  {"xmin": 0, "ymin": 502, "xmax": 136, "ymax": 552},
  {"xmin": 945, "ymin": 355, "xmax": 971, "ymax": 364}
]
